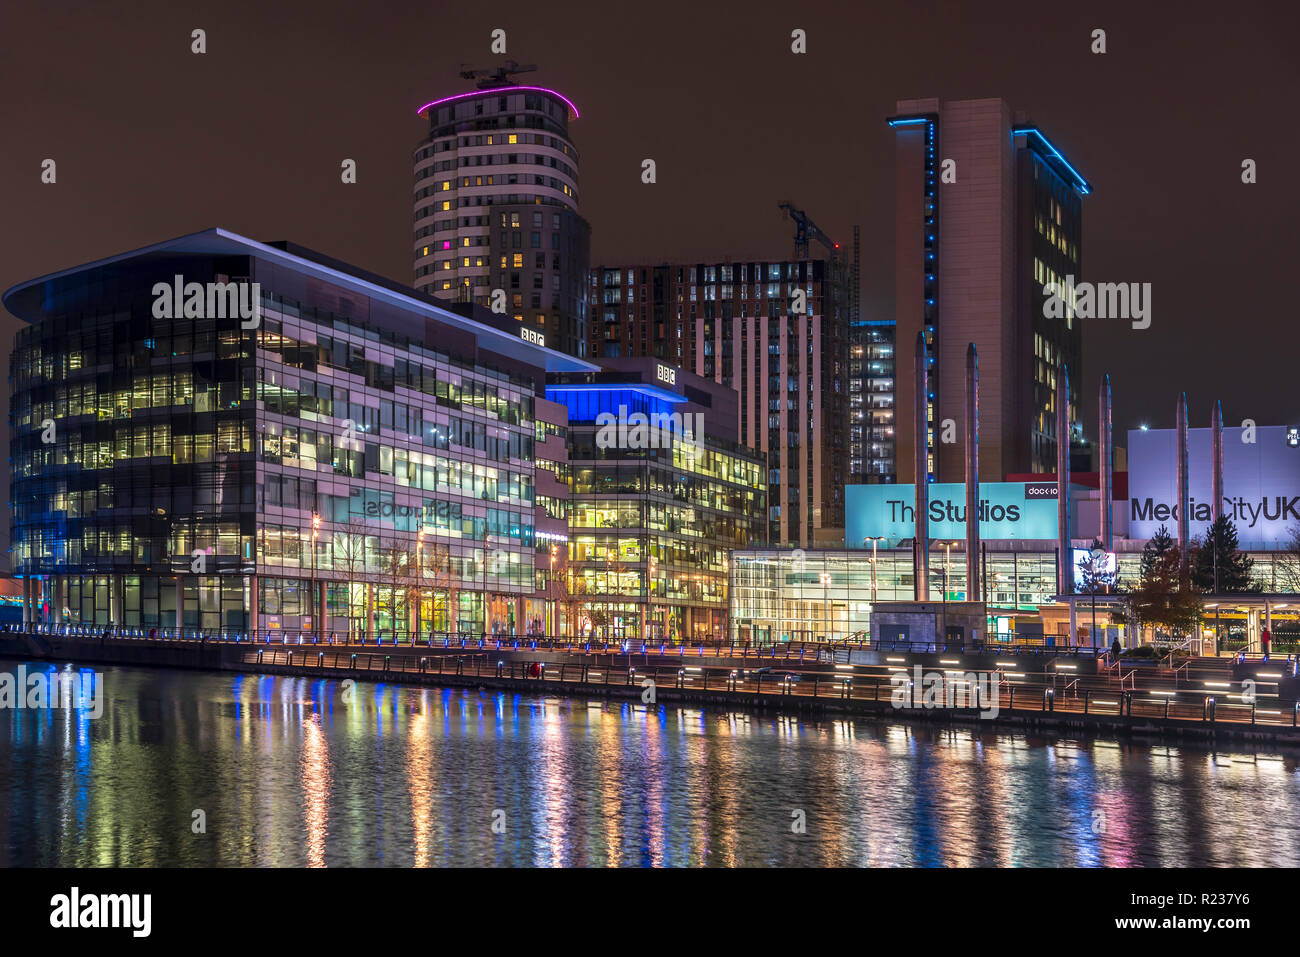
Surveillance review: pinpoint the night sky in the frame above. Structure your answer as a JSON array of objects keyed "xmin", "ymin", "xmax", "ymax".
[{"xmin": 2, "ymin": 0, "xmax": 1296, "ymax": 469}]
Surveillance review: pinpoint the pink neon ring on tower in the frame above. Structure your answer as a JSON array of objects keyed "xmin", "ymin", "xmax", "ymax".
[{"xmin": 416, "ymin": 86, "xmax": 580, "ymax": 119}]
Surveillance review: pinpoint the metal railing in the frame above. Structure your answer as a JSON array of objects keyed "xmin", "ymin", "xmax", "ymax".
[{"xmin": 232, "ymin": 647, "xmax": 1300, "ymax": 731}]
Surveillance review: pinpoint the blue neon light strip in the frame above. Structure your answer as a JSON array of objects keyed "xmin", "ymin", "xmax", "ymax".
[
  {"xmin": 544, "ymin": 384, "xmax": 688, "ymax": 424},
  {"xmin": 1012, "ymin": 127, "xmax": 1092, "ymax": 195},
  {"xmin": 545, "ymin": 383, "xmax": 686, "ymax": 404}
]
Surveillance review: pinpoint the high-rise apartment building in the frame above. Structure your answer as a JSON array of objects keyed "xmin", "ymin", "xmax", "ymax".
[
  {"xmin": 851, "ymin": 320, "xmax": 897, "ymax": 482},
  {"xmin": 589, "ymin": 259, "xmax": 848, "ymax": 547},
  {"xmin": 846, "ymin": 222, "xmax": 897, "ymax": 485},
  {"xmin": 889, "ymin": 97, "xmax": 1090, "ymax": 483},
  {"xmin": 413, "ymin": 72, "xmax": 590, "ymax": 357}
]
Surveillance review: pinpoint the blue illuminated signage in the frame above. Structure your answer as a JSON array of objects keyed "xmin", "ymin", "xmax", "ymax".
[{"xmin": 846, "ymin": 482, "xmax": 1062, "ymax": 545}]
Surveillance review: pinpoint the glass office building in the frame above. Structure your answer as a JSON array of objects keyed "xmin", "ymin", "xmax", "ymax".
[
  {"xmin": 547, "ymin": 359, "xmax": 767, "ymax": 641},
  {"xmin": 5, "ymin": 228, "xmax": 595, "ymax": 634},
  {"xmin": 730, "ymin": 548, "xmax": 1061, "ymax": 644},
  {"xmin": 730, "ymin": 546, "xmax": 1296, "ymax": 646}
]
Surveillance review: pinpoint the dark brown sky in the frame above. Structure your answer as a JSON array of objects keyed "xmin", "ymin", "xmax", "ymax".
[{"xmin": 2, "ymin": 0, "xmax": 1297, "ymax": 447}]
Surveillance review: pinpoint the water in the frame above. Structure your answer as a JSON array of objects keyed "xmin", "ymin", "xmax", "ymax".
[{"xmin": 1, "ymin": 659, "xmax": 1297, "ymax": 867}]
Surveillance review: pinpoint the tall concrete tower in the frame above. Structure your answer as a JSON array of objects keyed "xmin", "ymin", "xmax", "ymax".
[{"xmin": 889, "ymin": 97, "xmax": 1091, "ymax": 483}]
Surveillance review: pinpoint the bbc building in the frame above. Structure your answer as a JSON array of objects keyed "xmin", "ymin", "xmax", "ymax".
[{"xmin": 4, "ymin": 228, "xmax": 595, "ymax": 636}]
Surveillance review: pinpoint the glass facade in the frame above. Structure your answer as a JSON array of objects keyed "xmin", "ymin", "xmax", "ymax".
[
  {"xmin": 556, "ymin": 389, "xmax": 766, "ymax": 642},
  {"xmin": 731, "ymin": 548, "xmax": 1298, "ymax": 645},
  {"xmin": 1024, "ymin": 151, "xmax": 1084, "ymax": 472},
  {"xmin": 730, "ymin": 549, "xmax": 1057, "ymax": 645},
  {"xmin": 851, "ymin": 320, "xmax": 896, "ymax": 482},
  {"xmin": 590, "ymin": 259, "xmax": 848, "ymax": 548},
  {"xmin": 9, "ymin": 241, "xmax": 559, "ymax": 634}
]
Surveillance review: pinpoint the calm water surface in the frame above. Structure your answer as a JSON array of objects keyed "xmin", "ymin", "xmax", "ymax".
[{"xmin": 1, "ymin": 660, "xmax": 1298, "ymax": 867}]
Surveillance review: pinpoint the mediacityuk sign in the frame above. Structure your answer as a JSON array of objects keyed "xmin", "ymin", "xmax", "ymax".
[{"xmin": 1127, "ymin": 425, "xmax": 1300, "ymax": 547}]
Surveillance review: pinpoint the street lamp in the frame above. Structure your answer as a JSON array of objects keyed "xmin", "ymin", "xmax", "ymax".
[
  {"xmin": 416, "ymin": 528, "xmax": 425, "ymax": 641},
  {"xmin": 863, "ymin": 536, "xmax": 885, "ymax": 603},
  {"xmin": 937, "ymin": 541, "xmax": 958, "ymax": 651},
  {"xmin": 606, "ymin": 547, "xmax": 615, "ymax": 642},
  {"xmin": 819, "ymin": 570, "xmax": 832, "ymax": 643},
  {"xmin": 1088, "ymin": 542, "xmax": 1104, "ymax": 652},
  {"xmin": 647, "ymin": 552, "xmax": 657, "ymax": 643},
  {"xmin": 311, "ymin": 511, "xmax": 320, "ymax": 638},
  {"xmin": 939, "ymin": 542, "xmax": 956, "ymax": 603},
  {"xmin": 550, "ymin": 543, "xmax": 558, "ymax": 638}
]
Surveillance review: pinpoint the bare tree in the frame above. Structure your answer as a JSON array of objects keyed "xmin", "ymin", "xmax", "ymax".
[
  {"xmin": 376, "ymin": 536, "xmax": 418, "ymax": 640},
  {"xmin": 1278, "ymin": 526, "xmax": 1300, "ymax": 593},
  {"xmin": 330, "ymin": 519, "xmax": 371, "ymax": 638},
  {"xmin": 425, "ymin": 540, "xmax": 461, "ymax": 635}
]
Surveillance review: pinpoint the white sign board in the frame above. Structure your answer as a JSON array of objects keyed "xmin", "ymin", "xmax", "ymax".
[{"xmin": 1128, "ymin": 425, "xmax": 1300, "ymax": 547}]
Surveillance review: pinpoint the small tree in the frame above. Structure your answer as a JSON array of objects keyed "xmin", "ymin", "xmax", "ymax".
[
  {"xmin": 587, "ymin": 606, "xmax": 610, "ymax": 640},
  {"xmin": 548, "ymin": 563, "xmax": 585, "ymax": 639},
  {"xmin": 426, "ymin": 541, "xmax": 460, "ymax": 635},
  {"xmin": 1279, "ymin": 525, "xmax": 1300, "ymax": 593},
  {"xmin": 1192, "ymin": 514, "xmax": 1260, "ymax": 594},
  {"xmin": 1139, "ymin": 523, "xmax": 1176, "ymax": 582},
  {"xmin": 1076, "ymin": 538, "xmax": 1117, "ymax": 596},
  {"xmin": 330, "ymin": 519, "xmax": 371, "ymax": 638},
  {"xmin": 377, "ymin": 537, "xmax": 417, "ymax": 638},
  {"xmin": 1075, "ymin": 539, "xmax": 1118, "ymax": 647},
  {"xmin": 1129, "ymin": 547, "xmax": 1202, "ymax": 643}
]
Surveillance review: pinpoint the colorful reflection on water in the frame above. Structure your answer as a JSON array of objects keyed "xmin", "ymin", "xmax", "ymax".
[{"xmin": 0, "ymin": 661, "xmax": 1298, "ymax": 867}]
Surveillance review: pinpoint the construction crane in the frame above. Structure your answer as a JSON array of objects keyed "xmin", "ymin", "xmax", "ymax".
[
  {"xmin": 778, "ymin": 201, "xmax": 840, "ymax": 262},
  {"xmin": 458, "ymin": 60, "xmax": 538, "ymax": 89}
]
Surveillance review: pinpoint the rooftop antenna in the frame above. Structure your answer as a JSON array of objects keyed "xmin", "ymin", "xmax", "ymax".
[{"xmin": 458, "ymin": 59, "xmax": 538, "ymax": 89}]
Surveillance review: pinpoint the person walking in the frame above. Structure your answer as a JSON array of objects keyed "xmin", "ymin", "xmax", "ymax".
[{"xmin": 1261, "ymin": 626, "xmax": 1271, "ymax": 661}]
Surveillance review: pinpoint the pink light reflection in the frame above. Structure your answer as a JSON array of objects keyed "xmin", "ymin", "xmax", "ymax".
[{"xmin": 416, "ymin": 86, "xmax": 580, "ymax": 120}]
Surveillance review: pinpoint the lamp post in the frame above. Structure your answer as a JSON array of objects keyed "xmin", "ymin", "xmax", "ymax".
[
  {"xmin": 819, "ymin": 570, "xmax": 832, "ymax": 643},
  {"xmin": 416, "ymin": 528, "xmax": 425, "ymax": 641},
  {"xmin": 647, "ymin": 551, "xmax": 657, "ymax": 643},
  {"xmin": 720, "ymin": 554, "xmax": 728, "ymax": 642},
  {"xmin": 937, "ymin": 541, "xmax": 958, "ymax": 650},
  {"xmin": 939, "ymin": 542, "xmax": 955, "ymax": 602},
  {"xmin": 606, "ymin": 547, "xmax": 615, "ymax": 642},
  {"xmin": 1213, "ymin": 535, "xmax": 1220, "ymax": 655},
  {"xmin": 549, "ymin": 543, "xmax": 557, "ymax": 638},
  {"xmin": 863, "ymin": 536, "xmax": 885, "ymax": 604},
  {"xmin": 311, "ymin": 511, "xmax": 320, "ymax": 638},
  {"xmin": 1089, "ymin": 542, "xmax": 1103, "ymax": 652}
]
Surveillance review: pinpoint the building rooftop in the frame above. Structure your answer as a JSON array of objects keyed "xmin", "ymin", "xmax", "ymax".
[
  {"xmin": 2, "ymin": 227, "xmax": 599, "ymax": 374},
  {"xmin": 416, "ymin": 85, "xmax": 580, "ymax": 119}
]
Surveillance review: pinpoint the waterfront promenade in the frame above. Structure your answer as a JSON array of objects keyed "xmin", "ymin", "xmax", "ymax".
[{"xmin": 3, "ymin": 624, "xmax": 1299, "ymax": 744}]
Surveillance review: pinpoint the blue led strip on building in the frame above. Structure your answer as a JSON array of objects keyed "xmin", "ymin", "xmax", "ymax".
[
  {"xmin": 1011, "ymin": 127, "xmax": 1092, "ymax": 195},
  {"xmin": 888, "ymin": 113, "xmax": 939, "ymax": 481}
]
